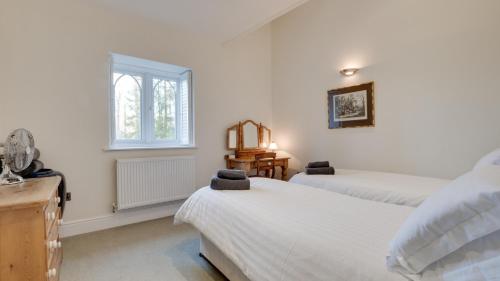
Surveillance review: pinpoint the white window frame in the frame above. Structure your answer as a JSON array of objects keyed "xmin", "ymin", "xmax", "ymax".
[{"xmin": 108, "ymin": 53, "xmax": 195, "ymax": 150}]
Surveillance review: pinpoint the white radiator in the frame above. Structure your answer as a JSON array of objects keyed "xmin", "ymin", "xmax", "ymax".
[{"xmin": 116, "ymin": 156, "xmax": 196, "ymax": 210}]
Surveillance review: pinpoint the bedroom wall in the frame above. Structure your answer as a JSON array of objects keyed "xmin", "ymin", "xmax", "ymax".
[
  {"xmin": 0, "ymin": 0, "xmax": 272, "ymax": 225},
  {"xmin": 271, "ymin": 0, "xmax": 500, "ymax": 179}
]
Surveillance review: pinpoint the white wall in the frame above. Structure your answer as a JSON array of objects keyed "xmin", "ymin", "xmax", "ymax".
[
  {"xmin": 0, "ymin": 0, "xmax": 272, "ymax": 223},
  {"xmin": 271, "ymin": 0, "xmax": 500, "ymax": 179},
  {"xmin": 3, "ymin": 0, "xmax": 500, "ymax": 229}
]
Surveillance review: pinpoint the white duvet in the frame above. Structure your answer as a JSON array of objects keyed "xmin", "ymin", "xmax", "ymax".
[
  {"xmin": 175, "ymin": 178, "xmax": 413, "ymax": 281},
  {"xmin": 289, "ymin": 169, "xmax": 451, "ymax": 207}
]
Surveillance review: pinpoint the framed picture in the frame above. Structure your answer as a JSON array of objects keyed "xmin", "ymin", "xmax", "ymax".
[{"xmin": 328, "ymin": 82, "xmax": 374, "ymax": 129}]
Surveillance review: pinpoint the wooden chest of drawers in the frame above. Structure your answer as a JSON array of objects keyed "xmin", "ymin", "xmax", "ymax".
[{"xmin": 0, "ymin": 177, "xmax": 62, "ymax": 281}]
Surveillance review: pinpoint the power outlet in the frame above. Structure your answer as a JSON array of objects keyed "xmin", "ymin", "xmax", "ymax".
[{"xmin": 66, "ymin": 192, "xmax": 72, "ymax": 201}]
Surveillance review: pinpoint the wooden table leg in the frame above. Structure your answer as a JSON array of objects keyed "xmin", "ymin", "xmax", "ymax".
[
  {"xmin": 224, "ymin": 155, "xmax": 231, "ymax": 169},
  {"xmin": 281, "ymin": 164, "xmax": 288, "ymax": 180}
]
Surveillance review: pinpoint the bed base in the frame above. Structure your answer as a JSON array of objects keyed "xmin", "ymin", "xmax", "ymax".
[{"xmin": 199, "ymin": 234, "xmax": 251, "ymax": 281}]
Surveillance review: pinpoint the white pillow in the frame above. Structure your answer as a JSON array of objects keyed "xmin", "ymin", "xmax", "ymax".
[
  {"xmin": 420, "ymin": 230, "xmax": 500, "ymax": 281},
  {"xmin": 474, "ymin": 148, "xmax": 500, "ymax": 170},
  {"xmin": 387, "ymin": 165, "xmax": 500, "ymax": 275}
]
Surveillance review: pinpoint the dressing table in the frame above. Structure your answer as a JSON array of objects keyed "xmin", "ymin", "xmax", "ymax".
[{"xmin": 224, "ymin": 120, "xmax": 290, "ymax": 180}]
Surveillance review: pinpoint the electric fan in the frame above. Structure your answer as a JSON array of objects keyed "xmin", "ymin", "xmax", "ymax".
[{"xmin": 0, "ymin": 129, "xmax": 35, "ymax": 185}]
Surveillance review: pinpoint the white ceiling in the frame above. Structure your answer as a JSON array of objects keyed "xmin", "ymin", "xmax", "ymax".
[{"xmin": 92, "ymin": 0, "xmax": 308, "ymax": 42}]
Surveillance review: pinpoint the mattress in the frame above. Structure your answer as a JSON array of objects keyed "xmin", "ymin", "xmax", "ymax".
[
  {"xmin": 175, "ymin": 178, "xmax": 413, "ymax": 281},
  {"xmin": 289, "ymin": 169, "xmax": 451, "ymax": 207}
]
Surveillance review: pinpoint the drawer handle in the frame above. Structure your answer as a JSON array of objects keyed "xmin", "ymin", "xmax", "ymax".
[
  {"xmin": 48, "ymin": 240, "xmax": 55, "ymax": 250},
  {"xmin": 46, "ymin": 212, "xmax": 56, "ymax": 221},
  {"xmin": 47, "ymin": 268, "xmax": 57, "ymax": 278},
  {"xmin": 48, "ymin": 240, "xmax": 62, "ymax": 250}
]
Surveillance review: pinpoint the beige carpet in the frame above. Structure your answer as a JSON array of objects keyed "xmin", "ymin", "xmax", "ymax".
[{"xmin": 61, "ymin": 217, "xmax": 227, "ymax": 281}]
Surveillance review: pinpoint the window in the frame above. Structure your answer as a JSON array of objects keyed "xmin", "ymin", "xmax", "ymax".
[{"xmin": 109, "ymin": 53, "xmax": 194, "ymax": 149}]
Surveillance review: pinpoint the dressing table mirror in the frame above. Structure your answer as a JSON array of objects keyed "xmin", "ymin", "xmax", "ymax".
[
  {"xmin": 242, "ymin": 120, "xmax": 259, "ymax": 150},
  {"xmin": 261, "ymin": 125, "xmax": 271, "ymax": 148},
  {"xmin": 227, "ymin": 125, "xmax": 238, "ymax": 150},
  {"xmin": 225, "ymin": 120, "xmax": 267, "ymax": 157},
  {"xmin": 224, "ymin": 120, "xmax": 289, "ymax": 180}
]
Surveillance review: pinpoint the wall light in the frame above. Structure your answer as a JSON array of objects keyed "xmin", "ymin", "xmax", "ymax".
[{"xmin": 340, "ymin": 68, "xmax": 359, "ymax": 76}]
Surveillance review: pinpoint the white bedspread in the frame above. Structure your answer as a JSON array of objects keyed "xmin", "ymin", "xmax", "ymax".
[
  {"xmin": 175, "ymin": 178, "xmax": 413, "ymax": 281},
  {"xmin": 289, "ymin": 169, "xmax": 451, "ymax": 207}
]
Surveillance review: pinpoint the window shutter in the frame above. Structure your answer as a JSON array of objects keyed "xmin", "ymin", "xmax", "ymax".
[{"xmin": 180, "ymin": 70, "xmax": 192, "ymax": 145}]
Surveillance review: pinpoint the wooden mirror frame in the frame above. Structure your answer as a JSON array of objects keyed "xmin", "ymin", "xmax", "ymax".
[
  {"xmin": 226, "ymin": 124, "xmax": 239, "ymax": 150},
  {"xmin": 259, "ymin": 124, "xmax": 271, "ymax": 148},
  {"xmin": 240, "ymin": 120, "xmax": 260, "ymax": 150},
  {"xmin": 226, "ymin": 120, "xmax": 271, "ymax": 158}
]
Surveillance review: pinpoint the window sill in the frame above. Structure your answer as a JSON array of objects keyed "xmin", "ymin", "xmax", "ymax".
[{"xmin": 103, "ymin": 145, "xmax": 197, "ymax": 152}]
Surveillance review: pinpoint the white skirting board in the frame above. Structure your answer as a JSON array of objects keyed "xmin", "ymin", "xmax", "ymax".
[{"xmin": 60, "ymin": 201, "xmax": 184, "ymax": 238}]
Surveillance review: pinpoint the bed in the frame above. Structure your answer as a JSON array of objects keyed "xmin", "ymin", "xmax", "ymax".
[
  {"xmin": 175, "ymin": 177, "xmax": 414, "ymax": 281},
  {"xmin": 176, "ymin": 152, "xmax": 500, "ymax": 281},
  {"xmin": 289, "ymin": 169, "xmax": 451, "ymax": 207}
]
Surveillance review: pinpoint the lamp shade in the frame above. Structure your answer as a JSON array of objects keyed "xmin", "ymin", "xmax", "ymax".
[{"xmin": 268, "ymin": 142, "xmax": 278, "ymax": 151}]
